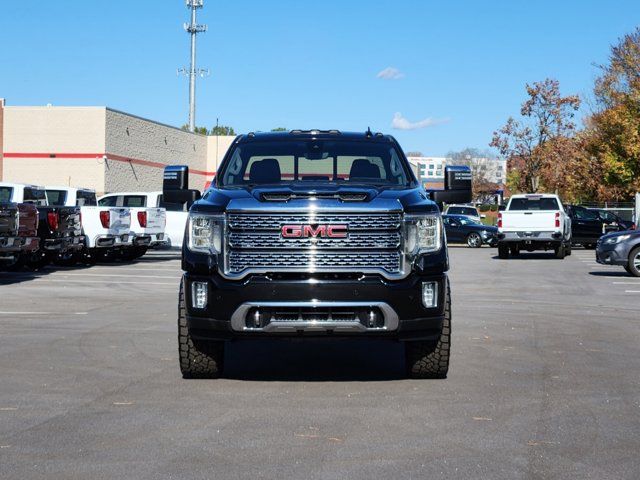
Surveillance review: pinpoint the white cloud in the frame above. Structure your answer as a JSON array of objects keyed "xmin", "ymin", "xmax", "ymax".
[
  {"xmin": 376, "ymin": 67, "xmax": 404, "ymax": 80},
  {"xmin": 391, "ymin": 112, "xmax": 449, "ymax": 130}
]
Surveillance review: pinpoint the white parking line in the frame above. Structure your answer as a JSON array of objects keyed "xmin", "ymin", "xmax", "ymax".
[
  {"xmin": 49, "ymin": 273, "xmax": 180, "ymax": 279},
  {"xmin": 625, "ymin": 290, "xmax": 640, "ymax": 293},
  {"xmin": 0, "ymin": 311, "xmax": 88, "ymax": 315},
  {"xmin": 613, "ymin": 282, "xmax": 640, "ymax": 285},
  {"xmin": 27, "ymin": 279, "xmax": 179, "ymax": 286}
]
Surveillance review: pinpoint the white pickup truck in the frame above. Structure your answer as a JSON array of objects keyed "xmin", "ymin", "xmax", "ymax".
[
  {"xmin": 45, "ymin": 187, "xmax": 131, "ymax": 263},
  {"xmin": 497, "ymin": 193, "xmax": 572, "ymax": 259},
  {"xmin": 97, "ymin": 192, "xmax": 167, "ymax": 257},
  {"xmin": 98, "ymin": 191, "xmax": 185, "ymax": 248}
]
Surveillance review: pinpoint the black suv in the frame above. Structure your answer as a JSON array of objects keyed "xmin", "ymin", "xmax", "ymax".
[{"xmin": 178, "ymin": 130, "xmax": 470, "ymax": 379}]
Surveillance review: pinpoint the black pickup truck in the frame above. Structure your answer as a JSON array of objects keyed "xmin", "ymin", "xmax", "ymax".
[
  {"xmin": 0, "ymin": 183, "xmax": 84, "ymax": 268},
  {"xmin": 0, "ymin": 201, "xmax": 40, "ymax": 267},
  {"xmin": 174, "ymin": 130, "xmax": 472, "ymax": 379}
]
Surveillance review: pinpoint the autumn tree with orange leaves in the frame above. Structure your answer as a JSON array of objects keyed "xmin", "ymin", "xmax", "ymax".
[{"xmin": 490, "ymin": 79, "xmax": 581, "ymax": 194}]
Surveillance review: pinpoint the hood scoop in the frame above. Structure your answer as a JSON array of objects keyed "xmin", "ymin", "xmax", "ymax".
[{"xmin": 261, "ymin": 191, "xmax": 370, "ymax": 202}]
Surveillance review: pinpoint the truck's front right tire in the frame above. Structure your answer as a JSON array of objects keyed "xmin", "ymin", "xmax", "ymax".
[
  {"xmin": 178, "ymin": 281, "xmax": 224, "ymax": 379},
  {"xmin": 405, "ymin": 280, "xmax": 451, "ymax": 379}
]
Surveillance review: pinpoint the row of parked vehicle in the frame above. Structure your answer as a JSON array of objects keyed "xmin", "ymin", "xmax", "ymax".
[{"xmin": 0, "ymin": 182, "xmax": 188, "ymax": 270}]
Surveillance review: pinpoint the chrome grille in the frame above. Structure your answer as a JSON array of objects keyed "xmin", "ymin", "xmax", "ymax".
[
  {"xmin": 227, "ymin": 213, "xmax": 401, "ymax": 230},
  {"xmin": 228, "ymin": 251, "xmax": 401, "ymax": 274},
  {"xmin": 224, "ymin": 212, "xmax": 404, "ymax": 277},
  {"xmin": 229, "ymin": 231, "xmax": 400, "ymax": 249}
]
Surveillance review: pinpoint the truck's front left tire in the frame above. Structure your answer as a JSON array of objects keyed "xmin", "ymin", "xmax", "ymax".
[
  {"xmin": 178, "ymin": 281, "xmax": 224, "ymax": 379},
  {"xmin": 405, "ymin": 280, "xmax": 451, "ymax": 379}
]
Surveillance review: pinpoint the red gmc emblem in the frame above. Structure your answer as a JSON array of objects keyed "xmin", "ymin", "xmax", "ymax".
[{"xmin": 281, "ymin": 224, "xmax": 348, "ymax": 238}]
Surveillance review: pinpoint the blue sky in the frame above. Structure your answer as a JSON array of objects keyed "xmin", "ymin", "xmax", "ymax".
[{"xmin": 1, "ymin": 1, "xmax": 638, "ymax": 156}]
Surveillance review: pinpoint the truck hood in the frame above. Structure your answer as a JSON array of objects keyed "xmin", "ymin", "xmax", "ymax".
[{"xmin": 191, "ymin": 186, "xmax": 439, "ymax": 215}]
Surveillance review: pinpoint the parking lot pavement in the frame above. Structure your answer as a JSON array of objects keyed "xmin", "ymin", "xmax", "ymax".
[{"xmin": 1, "ymin": 248, "xmax": 639, "ymax": 479}]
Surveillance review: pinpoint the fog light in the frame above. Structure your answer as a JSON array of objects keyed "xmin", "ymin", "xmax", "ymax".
[
  {"xmin": 422, "ymin": 282, "xmax": 438, "ymax": 308},
  {"xmin": 191, "ymin": 281, "xmax": 208, "ymax": 309}
]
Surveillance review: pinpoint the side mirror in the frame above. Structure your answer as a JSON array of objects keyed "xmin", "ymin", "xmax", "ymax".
[{"xmin": 426, "ymin": 166, "xmax": 472, "ymax": 204}]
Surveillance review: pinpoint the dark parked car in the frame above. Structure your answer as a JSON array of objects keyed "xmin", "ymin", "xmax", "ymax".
[
  {"xmin": 566, "ymin": 205, "xmax": 608, "ymax": 248},
  {"xmin": 442, "ymin": 214, "xmax": 498, "ymax": 247},
  {"xmin": 591, "ymin": 209, "xmax": 635, "ymax": 232},
  {"xmin": 596, "ymin": 229, "xmax": 640, "ymax": 276}
]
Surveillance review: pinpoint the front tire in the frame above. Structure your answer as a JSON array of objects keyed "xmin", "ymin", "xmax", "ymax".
[
  {"xmin": 178, "ymin": 281, "xmax": 224, "ymax": 378},
  {"xmin": 627, "ymin": 247, "xmax": 640, "ymax": 277},
  {"xmin": 466, "ymin": 232, "xmax": 482, "ymax": 248},
  {"xmin": 405, "ymin": 280, "xmax": 451, "ymax": 379}
]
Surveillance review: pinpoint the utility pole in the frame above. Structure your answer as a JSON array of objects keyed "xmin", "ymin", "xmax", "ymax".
[{"xmin": 179, "ymin": 0, "xmax": 208, "ymax": 132}]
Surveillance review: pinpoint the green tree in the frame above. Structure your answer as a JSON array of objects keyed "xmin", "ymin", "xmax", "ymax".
[
  {"xmin": 211, "ymin": 125, "xmax": 236, "ymax": 136},
  {"xmin": 585, "ymin": 28, "xmax": 640, "ymax": 200},
  {"xmin": 180, "ymin": 124, "xmax": 209, "ymax": 135},
  {"xmin": 271, "ymin": 127, "xmax": 288, "ymax": 132}
]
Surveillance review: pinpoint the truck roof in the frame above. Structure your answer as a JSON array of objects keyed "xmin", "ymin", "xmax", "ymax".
[
  {"xmin": 236, "ymin": 130, "xmax": 397, "ymax": 144},
  {"xmin": 0, "ymin": 182, "xmax": 44, "ymax": 190},
  {"xmin": 510, "ymin": 193, "xmax": 561, "ymax": 199},
  {"xmin": 45, "ymin": 186, "xmax": 95, "ymax": 193},
  {"xmin": 99, "ymin": 191, "xmax": 161, "ymax": 197}
]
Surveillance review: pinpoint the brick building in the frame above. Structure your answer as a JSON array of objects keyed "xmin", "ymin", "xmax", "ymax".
[{"xmin": 0, "ymin": 99, "xmax": 234, "ymax": 194}]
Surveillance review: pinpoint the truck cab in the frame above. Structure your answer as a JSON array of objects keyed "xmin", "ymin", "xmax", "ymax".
[{"xmin": 177, "ymin": 130, "xmax": 472, "ymax": 379}]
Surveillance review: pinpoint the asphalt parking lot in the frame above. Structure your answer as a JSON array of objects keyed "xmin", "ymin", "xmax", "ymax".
[{"xmin": 1, "ymin": 247, "xmax": 639, "ymax": 479}]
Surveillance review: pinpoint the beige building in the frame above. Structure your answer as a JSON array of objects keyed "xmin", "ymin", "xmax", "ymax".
[{"xmin": 0, "ymin": 99, "xmax": 234, "ymax": 195}]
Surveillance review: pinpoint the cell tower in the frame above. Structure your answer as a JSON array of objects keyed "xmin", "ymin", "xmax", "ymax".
[{"xmin": 179, "ymin": 0, "xmax": 209, "ymax": 133}]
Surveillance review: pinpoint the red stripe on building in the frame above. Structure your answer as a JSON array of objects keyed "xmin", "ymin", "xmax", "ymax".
[{"xmin": 3, "ymin": 152, "xmax": 215, "ymax": 177}]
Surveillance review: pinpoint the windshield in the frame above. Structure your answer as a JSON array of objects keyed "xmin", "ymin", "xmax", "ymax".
[
  {"xmin": 509, "ymin": 197, "xmax": 559, "ymax": 211},
  {"xmin": 447, "ymin": 206, "xmax": 477, "ymax": 216},
  {"xmin": 0, "ymin": 186, "xmax": 12, "ymax": 203},
  {"xmin": 46, "ymin": 190, "xmax": 67, "ymax": 206},
  {"xmin": 219, "ymin": 140, "xmax": 413, "ymax": 188}
]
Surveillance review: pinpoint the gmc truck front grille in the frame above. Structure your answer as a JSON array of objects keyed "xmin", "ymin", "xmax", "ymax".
[{"xmin": 224, "ymin": 213, "xmax": 404, "ymax": 278}]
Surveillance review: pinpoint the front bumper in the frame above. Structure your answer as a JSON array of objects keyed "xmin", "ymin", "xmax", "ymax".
[
  {"xmin": 596, "ymin": 243, "xmax": 629, "ymax": 265},
  {"xmin": 183, "ymin": 272, "xmax": 447, "ymax": 341},
  {"xmin": 44, "ymin": 235, "xmax": 85, "ymax": 252}
]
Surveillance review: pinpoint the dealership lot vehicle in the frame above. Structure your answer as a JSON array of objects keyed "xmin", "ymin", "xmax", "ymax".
[
  {"xmin": 443, "ymin": 203, "xmax": 484, "ymax": 222},
  {"xmin": 45, "ymin": 187, "xmax": 131, "ymax": 263},
  {"xmin": 596, "ymin": 229, "xmax": 640, "ymax": 276},
  {"xmin": 497, "ymin": 193, "xmax": 572, "ymax": 259},
  {"xmin": 99, "ymin": 191, "xmax": 184, "ymax": 248},
  {"xmin": 0, "ymin": 182, "xmax": 84, "ymax": 268},
  {"xmin": 592, "ymin": 208, "xmax": 635, "ymax": 231},
  {"xmin": 442, "ymin": 214, "xmax": 498, "ymax": 247},
  {"xmin": 0, "ymin": 201, "xmax": 39, "ymax": 266},
  {"xmin": 179, "ymin": 130, "xmax": 472, "ymax": 379},
  {"xmin": 98, "ymin": 192, "xmax": 167, "ymax": 259},
  {"xmin": 1, "ymin": 247, "xmax": 640, "ymax": 479}
]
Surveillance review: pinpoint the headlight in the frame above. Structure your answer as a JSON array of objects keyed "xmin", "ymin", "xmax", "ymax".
[
  {"xmin": 187, "ymin": 214, "xmax": 223, "ymax": 253},
  {"xmin": 404, "ymin": 214, "xmax": 442, "ymax": 254},
  {"xmin": 603, "ymin": 234, "xmax": 630, "ymax": 245}
]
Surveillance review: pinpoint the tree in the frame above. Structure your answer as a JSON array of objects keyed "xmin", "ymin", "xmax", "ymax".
[
  {"xmin": 585, "ymin": 28, "xmax": 640, "ymax": 200},
  {"xmin": 446, "ymin": 147, "xmax": 497, "ymax": 201},
  {"xmin": 180, "ymin": 124, "xmax": 209, "ymax": 135},
  {"xmin": 490, "ymin": 78, "xmax": 581, "ymax": 193},
  {"xmin": 211, "ymin": 125, "xmax": 236, "ymax": 136},
  {"xmin": 271, "ymin": 127, "xmax": 288, "ymax": 132},
  {"xmin": 405, "ymin": 151, "xmax": 424, "ymax": 157}
]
